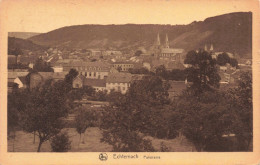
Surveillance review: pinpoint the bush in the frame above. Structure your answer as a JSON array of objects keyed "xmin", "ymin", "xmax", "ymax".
[{"xmin": 50, "ymin": 132, "xmax": 71, "ymax": 152}]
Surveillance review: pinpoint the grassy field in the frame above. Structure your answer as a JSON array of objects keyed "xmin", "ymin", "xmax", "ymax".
[{"xmin": 8, "ymin": 127, "xmax": 195, "ymax": 152}]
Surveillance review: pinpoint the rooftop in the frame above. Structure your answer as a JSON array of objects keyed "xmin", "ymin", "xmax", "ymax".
[
  {"xmin": 161, "ymin": 48, "xmax": 184, "ymax": 54},
  {"xmin": 106, "ymin": 73, "xmax": 132, "ymax": 83},
  {"xmin": 83, "ymin": 78, "xmax": 106, "ymax": 87}
]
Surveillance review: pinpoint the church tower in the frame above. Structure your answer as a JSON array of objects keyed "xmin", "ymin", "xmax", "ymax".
[
  {"xmin": 210, "ymin": 44, "xmax": 214, "ymax": 51},
  {"xmin": 165, "ymin": 34, "xmax": 169, "ymax": 48},
  {"xmin": 156, "ymin": 33, "xmax": 161, "ymax": 49},
  {"xmin": 204, "ymin": 44, "xmax": 208, "ymax": 51}
]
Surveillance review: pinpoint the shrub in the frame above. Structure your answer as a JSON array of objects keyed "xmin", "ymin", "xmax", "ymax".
[{"xmin": 50, "ymin": 132, "xmax": 71, "ymax": 152}]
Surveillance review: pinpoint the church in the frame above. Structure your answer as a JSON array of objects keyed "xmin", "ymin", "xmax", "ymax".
[{"xmin": 154, "ymin": 33, "xmax": 184, "ymax": 61}]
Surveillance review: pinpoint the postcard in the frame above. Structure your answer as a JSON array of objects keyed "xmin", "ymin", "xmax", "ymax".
[{"xmin": 0, "ymin": 0, "xmax": 260, "ymax": 164}]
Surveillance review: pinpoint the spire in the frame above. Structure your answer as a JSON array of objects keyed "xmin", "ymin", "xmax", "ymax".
[
  {"xmin": 210, "ymin": 44, "xmax": 214, "ymax": 51},
  {"xmin": 204, "ymin": 44, "xmax": 208, "ymax": 51},
  {"xmin": 165, "ymin": 34, "xmax": 169, "ymax": 48},
  {"xmin": 156, "ymin": 33, "xmax": 160, "ymax": 46}
]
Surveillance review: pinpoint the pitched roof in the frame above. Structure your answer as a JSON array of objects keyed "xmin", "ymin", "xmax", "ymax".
[
  {"xmin": 161, "ymin": 48, "xmax": 184, "ymax": 54},
  {"xmin": 106, "ymin": 73, "xmax": 132, "ymax": 83},
  {"xmin": 18, "ymin": 76, "xmax": 27, "ymax": 84},
  {"xmin": 83, "ymin": 78, "xmax": 106, "ymax": 87}
]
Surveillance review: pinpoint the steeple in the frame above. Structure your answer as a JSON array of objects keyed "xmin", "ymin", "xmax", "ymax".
[
  {"xmin": 165, "ymin": 34, "xmax": 169, "ymax": 48},
  {"xmin": 156, "ymin": 33, "xmax": 161, "ymax": 46},
  {"xmin": 204, "ymin": 44, "xmax": 208, "ymax": 51},
  {"xmin": 210, "ymin": 44, "xmax": 214, "ymax": 51}
]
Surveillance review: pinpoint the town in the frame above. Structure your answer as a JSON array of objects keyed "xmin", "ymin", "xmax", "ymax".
[{"xmin": 7, "ymin": 13, "xmax": 253, "ymax": 152}]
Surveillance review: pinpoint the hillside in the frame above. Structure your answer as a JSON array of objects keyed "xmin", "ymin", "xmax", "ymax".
[
  {"xmin": 8, "ymin": 37, "xmax": 47, "ymax": 52},
  {"xmin": 28, "ymin": 12, "xmax": 252, "ymax": 58},
  {"xmin": 8, "ymin": 32, "xmax": 41, "ymax": 39}
]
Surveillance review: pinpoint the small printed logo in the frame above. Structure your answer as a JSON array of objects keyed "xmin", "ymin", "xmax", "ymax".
[{"xmin": 99, "ymin": 153, "xmax": 108, "ymax": 161}]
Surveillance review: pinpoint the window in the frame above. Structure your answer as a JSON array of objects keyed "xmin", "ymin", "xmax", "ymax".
[
  {"xmin": 122, "ymin": 87, "xmax": 125, "ymax": 91},
  {"xmin": 94, "ymin": 72, "xmax": 96, "ymax": 77},
  {"xmin": 89, "ymin": 72, "xmax": 92, "ymax": 77}
]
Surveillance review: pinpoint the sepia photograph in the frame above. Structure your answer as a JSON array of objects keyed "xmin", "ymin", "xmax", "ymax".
[{"xmin": 0, "ymin": 0, "xmax": 260, "ymax": 164}]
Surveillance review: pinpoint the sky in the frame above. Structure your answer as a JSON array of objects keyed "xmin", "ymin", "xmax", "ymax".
[{"xmin": 0, "ymin": 0, "xmax": 256, "ymax": 33}]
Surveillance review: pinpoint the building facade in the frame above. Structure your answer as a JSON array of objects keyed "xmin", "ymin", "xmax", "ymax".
[
  {"xmin": 106, "ymin": 73, "xmax": 132, "ymax": 94},
  {"xmin": 112, "ymin": 62, "xmax": 134, "ymax": 72},
  {"xmin": 55, "ymin": 60, "xmax": 111, "ymax": 79}
]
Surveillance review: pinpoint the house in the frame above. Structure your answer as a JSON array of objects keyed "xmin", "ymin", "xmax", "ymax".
[
  {"xmin": 8, "ymin": 71, "xmax": 29, "ymax": 83},
  {"xmin": 28, "ymin": 72, "xmax": 67, "ymax": 89},
  {"xmin": 72, "ymin": 75, "xmax": 85, "ymax": 88},
  {"xmin": 84, "ymin": 78, "xmax": 106, "ymax": 92},
  {"xmin": 14, "ymin": 76, "xmax": 28, "ymax": 88},
  {"xmin": 72, "ymin": 75, "xmax": 107, "ymax": 91},
  {"xmin": 106, "ymin": 73, "xmax": 132, "ymax": 94},
  {"xmin": 112, "ymin": 61, "xmax": 134, "ymax": 72}
]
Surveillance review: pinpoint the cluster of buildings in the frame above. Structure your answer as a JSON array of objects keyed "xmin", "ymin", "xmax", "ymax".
[{"xmin": 8, "ymin": 33, "xmax": 251, "ymax": 97}]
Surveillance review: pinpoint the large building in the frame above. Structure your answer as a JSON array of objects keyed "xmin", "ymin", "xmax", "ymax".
[
  {"xmin": 54, "ymin": 60, "xmax": 111, "ymax": 79},
  {"xmin": 106, "ymin": 73, "xmax": 132, "ymax": 94},
  {"xmin": 72, "ymin": 72, "xmax": 133, "ymax": 94},
  {"xmin": 112, "ymin": 61, "xmax": 134, "ymax": 72},
  {"xmin": 154, "ymin": 33, "xmax": 184, "ymax": 61}
]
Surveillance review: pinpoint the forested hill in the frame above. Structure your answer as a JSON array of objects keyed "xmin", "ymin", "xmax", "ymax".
[
  {"xmin": 28, "ymin": 12, "xmax": 252, "ymax": 58},
  {"xmin": 8, "ymin": 32, "xmax": 41, "ymax": 39},
  {"xmin": 8, "ymin": 37, "xmax": 47, "ymax": 52}
]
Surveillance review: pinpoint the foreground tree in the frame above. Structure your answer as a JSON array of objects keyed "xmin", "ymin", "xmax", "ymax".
[
  {"xmin": 184, "ymin": 50, "xmax": 220, "ymax": 94},
  {"xmin": 64, "ymin": 69, "xmax": 79, "ymax": 86},
  {"xmin": 172, "ymin": 90, "xmax": 234, "ymax": 151},
  {"xmin": 101, "ymin": 76, "xmax": 170, "ymax": 151},
  {"xmin": 21, "ymin": 80, "xmax": 70, "ymax": 152},
  {"xmin": 227, "ymin": 71, "xmax": 252, "ymax": 150},
  {"xmin": 75, "ymin": 106, "xmax": 96, "ymax": 146},
  {"xmin": 50, "ymin": 132, "xmax": 71, "ymax": 152}
]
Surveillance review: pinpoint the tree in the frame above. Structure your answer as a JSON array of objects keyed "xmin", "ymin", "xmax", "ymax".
[
  {"xmin": 50, "ymin": 132, "xmax": 71, "ymax": 152},
  {"xmin": 129, "ymin": 67, "xmax": 153, "ymax": 75},
  {"xmin": 227, "ymin": 71, "xmax": 252, "ymax": 150},
  {"xmin": 101, "ymin": 76, "xmax": 170, "ymax": 151},
  {"xmin": 8, "ymin": 46, "xmax": 23, "ymax": 65},
  {"xmin": 75, "ymin": 106, "xmax": 96, "ymax": 146},
  {"xmin": 184, "ymin": 50, "xmax": 220, "ymax": 94},
  {"xmin": 229, "ymin": 58, "xmax": 238, "ymax": 67},
  {"xmin": 172, "ymin": 90, "xmax": 234, "ymax": 151},
  {"xmin": 32, "ymin": 57, "xmax": 54, "ymax": 72},
  {"xmin": 155, "ymin": 65, "xmax": 168, "ymax": 79},
  {"xmin": 8, "ymin": 87, "xmax": 31, "ymax": 151},
  {"xmin": 168, "ymin": 69, "xmax": 186, "ymax": 81},
  {"xmin": 20, "ymin": 80, "xmax": 70, "ymax": 152},
  {"xmin": 117, "ymin": 66, "xmax": 122, "ymax": 72},
  {"xmin": 134, "ymin": 50, "xmax": 143, "ymax": 56},
  {"xmin": 217, "ymin": 52, "xmax": 230, "ymax": 66},
  {"xmin": 64, "ymin": 69, "xmax": 79, "ymax": 86},
  {"xmin": 92, "ymin": 90, "xmax": 107, "ymax": 101}
]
